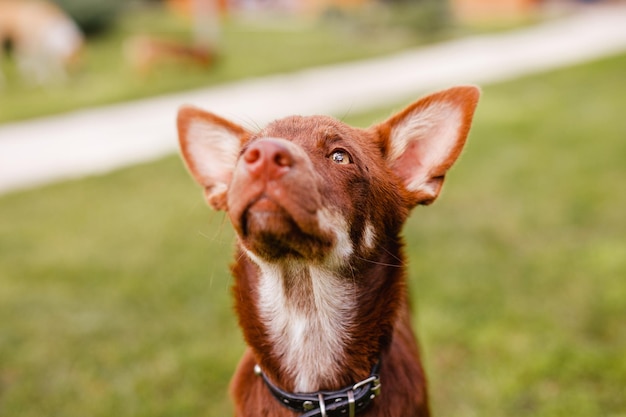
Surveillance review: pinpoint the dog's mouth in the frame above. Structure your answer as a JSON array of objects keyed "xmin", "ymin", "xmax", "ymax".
[
  {"xmin": 242, "ymin": 196, "xmax": 295, "ymax": 238},
  {"xmin": 238, "ymin": 194, "xmax": 332, "ymax": 261}
]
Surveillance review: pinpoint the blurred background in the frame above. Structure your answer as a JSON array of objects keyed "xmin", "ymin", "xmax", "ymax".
[
  {"xmin": 1, "ymin": 0, "xmax": 625, "ymax": 416},
  {"xmin": 1, "ymin": 0, "xmax": 618, "ymax": 121}
]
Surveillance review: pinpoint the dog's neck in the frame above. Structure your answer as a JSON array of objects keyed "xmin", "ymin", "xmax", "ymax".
[
  {"xmin": 232, "ymin": 239, "xmax": 406, "ymax": 394},
  {"xmin": 256, "ymin": 257, "xmax": 356, "ymax": 393}
]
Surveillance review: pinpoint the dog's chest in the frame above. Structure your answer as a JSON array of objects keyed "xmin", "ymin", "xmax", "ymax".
[{"xmin": 255, "ymin": 260, "xmax": 356, "ymax": 393}]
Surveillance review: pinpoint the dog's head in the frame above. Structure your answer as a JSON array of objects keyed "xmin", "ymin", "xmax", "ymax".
[{"xmin": 177, "ymin": 86, "xmax": 480, "ymax": 267}]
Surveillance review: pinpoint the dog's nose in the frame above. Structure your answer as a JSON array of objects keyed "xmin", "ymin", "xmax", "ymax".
[{"xmin": 243, "ymin": 139, "xmax": 293, "ymax": 179}]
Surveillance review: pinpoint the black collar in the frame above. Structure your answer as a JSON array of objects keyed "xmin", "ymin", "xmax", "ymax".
[{"xmin": 254, "ymin": 361, "xmax": 381, "ymax": 417}]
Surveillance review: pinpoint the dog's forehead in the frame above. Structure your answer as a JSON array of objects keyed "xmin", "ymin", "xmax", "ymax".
[{"xmin": 260, "ymin": 115, "xmax": 357, "ymax": 144}]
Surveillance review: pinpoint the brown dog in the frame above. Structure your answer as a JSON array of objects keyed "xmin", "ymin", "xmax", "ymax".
[{"xmin": 177, "ymin": 86, "xmax": 480, "ymax": 417}]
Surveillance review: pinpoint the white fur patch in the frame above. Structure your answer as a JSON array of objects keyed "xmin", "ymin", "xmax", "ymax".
[
  {"xmin": 249, "ymin": 252, "xmax": 356, "ymax": 393},
  {"xmin": 317, "ymin": 208, "xmax": 354, "ymax": 268},
  {"xmin": 362, "ymin": 221, "xmax": 376, "ymax": 251},
  {"xmin": 186, "ymin": 121, "xmax": 241, "ymax": 186},
  {"xmin": 243, "ymin": 207, "xmax": 357, "ymax": 392}
]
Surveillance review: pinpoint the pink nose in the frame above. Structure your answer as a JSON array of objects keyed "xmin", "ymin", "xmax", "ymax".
[{"xmin": 243, "ymin": 139, "xmax": 293, "ymax": 180}]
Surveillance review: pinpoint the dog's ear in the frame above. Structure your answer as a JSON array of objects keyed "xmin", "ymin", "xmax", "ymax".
[
  {"xmin": 372, "ymin": 86, "xmax": 480, "ymax": 207},
  {"xmin": 177, "ymin": 106, "xmax": 250, "ymax": 210}
]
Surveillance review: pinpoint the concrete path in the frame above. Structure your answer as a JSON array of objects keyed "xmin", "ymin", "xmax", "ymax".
[{"xmin": 1, "ymin": 5, "xmax": 626, "ymax": 195}]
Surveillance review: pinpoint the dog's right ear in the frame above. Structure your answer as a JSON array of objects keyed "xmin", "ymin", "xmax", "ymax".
[{"xmin": 177, "ymin": 106, "xmax": 250, "ymax": 210}]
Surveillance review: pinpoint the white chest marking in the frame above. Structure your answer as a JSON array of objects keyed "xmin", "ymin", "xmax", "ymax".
[{"xmin": 251, "ymin": 255, "xmax": 356, "ymax": 393}]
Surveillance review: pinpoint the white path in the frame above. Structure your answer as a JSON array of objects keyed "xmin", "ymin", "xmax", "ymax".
[{"xmin": 1, "ymin": 6, "xmax": 626, "ymax": 195}]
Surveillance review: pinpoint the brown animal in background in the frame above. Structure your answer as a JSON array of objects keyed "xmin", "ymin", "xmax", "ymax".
[
  {"xmin": 177, "ymin": 86, "xmax": 480, "ymax": 417},
  {"xmin": 0, "ymin": 0, "xmax": 83, "ymax": 84},
  {"xmin": 124, "ymin": 35, "xmax": 214, "ymax": 75}
]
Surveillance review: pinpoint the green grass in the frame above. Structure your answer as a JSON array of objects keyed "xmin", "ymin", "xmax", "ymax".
[
  {"xmin": 1, "ymin": 53, "xmax": 626, "ymax": 416},
  {"xmin": 0, "ymin": 4, "xmax": 423, "ymax": 124}
]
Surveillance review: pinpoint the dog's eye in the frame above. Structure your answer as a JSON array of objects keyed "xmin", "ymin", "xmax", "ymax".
[{"xmin": 329, "ymin": 150, "xmax": 352, "ymax": 165}]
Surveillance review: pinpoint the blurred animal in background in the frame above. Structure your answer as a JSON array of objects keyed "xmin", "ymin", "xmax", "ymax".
[
  {"xmin": 125, "ymin": 0, "xmax": 219, "ymax": 75},
  {"xmin": 0, "ymin": 0, "xmax": 84, "ymax": 85},
  {"xmin": 124, "ymin": 35, "xmax": 215, "ymax": 75}
]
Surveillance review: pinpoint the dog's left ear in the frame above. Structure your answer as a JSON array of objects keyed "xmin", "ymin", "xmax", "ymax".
[
  {"xmin": 177, "ymin": 106, "xmax": 251, "ymax": 210},
  {"xmin": 372, "ymin": 86, "xmax": 480, "ymax": 207}
]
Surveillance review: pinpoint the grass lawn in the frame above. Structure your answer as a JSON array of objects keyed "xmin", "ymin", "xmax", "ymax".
[
  {"xmin": 1, "ymin": 51, "xmax": 625, "ymax": 416},
  {"xmin": 0, "ymin": 4, "xmax": 426, "ymax": 124}
]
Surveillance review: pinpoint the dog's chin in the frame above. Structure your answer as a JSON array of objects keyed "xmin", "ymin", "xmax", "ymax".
[{"xmin": 239, "ymin": 198, "xmax": 328, "ymax": 262}]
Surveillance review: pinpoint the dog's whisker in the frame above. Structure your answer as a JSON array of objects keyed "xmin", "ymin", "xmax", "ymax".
[
  {"xmin": 196, "ymin": 230, "xmax": 222, "ymax": 242},
  {"xmin": 235, "ymin": 251, "xmax": 247, "ymax": 263},
  {"xmin": 338, "ymin": 105, "xmax": 354, "ymax": 123},
  {"xmin": 195, "ymin": 212, "xmax": 233, "ymax": 243},
  {"xmin": 241, "ymin": 116, "xmax": 263, "ymax": 133},
  {"xmin": 353, "ymin": 254, "xmax": 404, "ymax": 268},
  {"xmin": 378, "ymin": 245, "xmax": 407, "ymax": 266}
]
